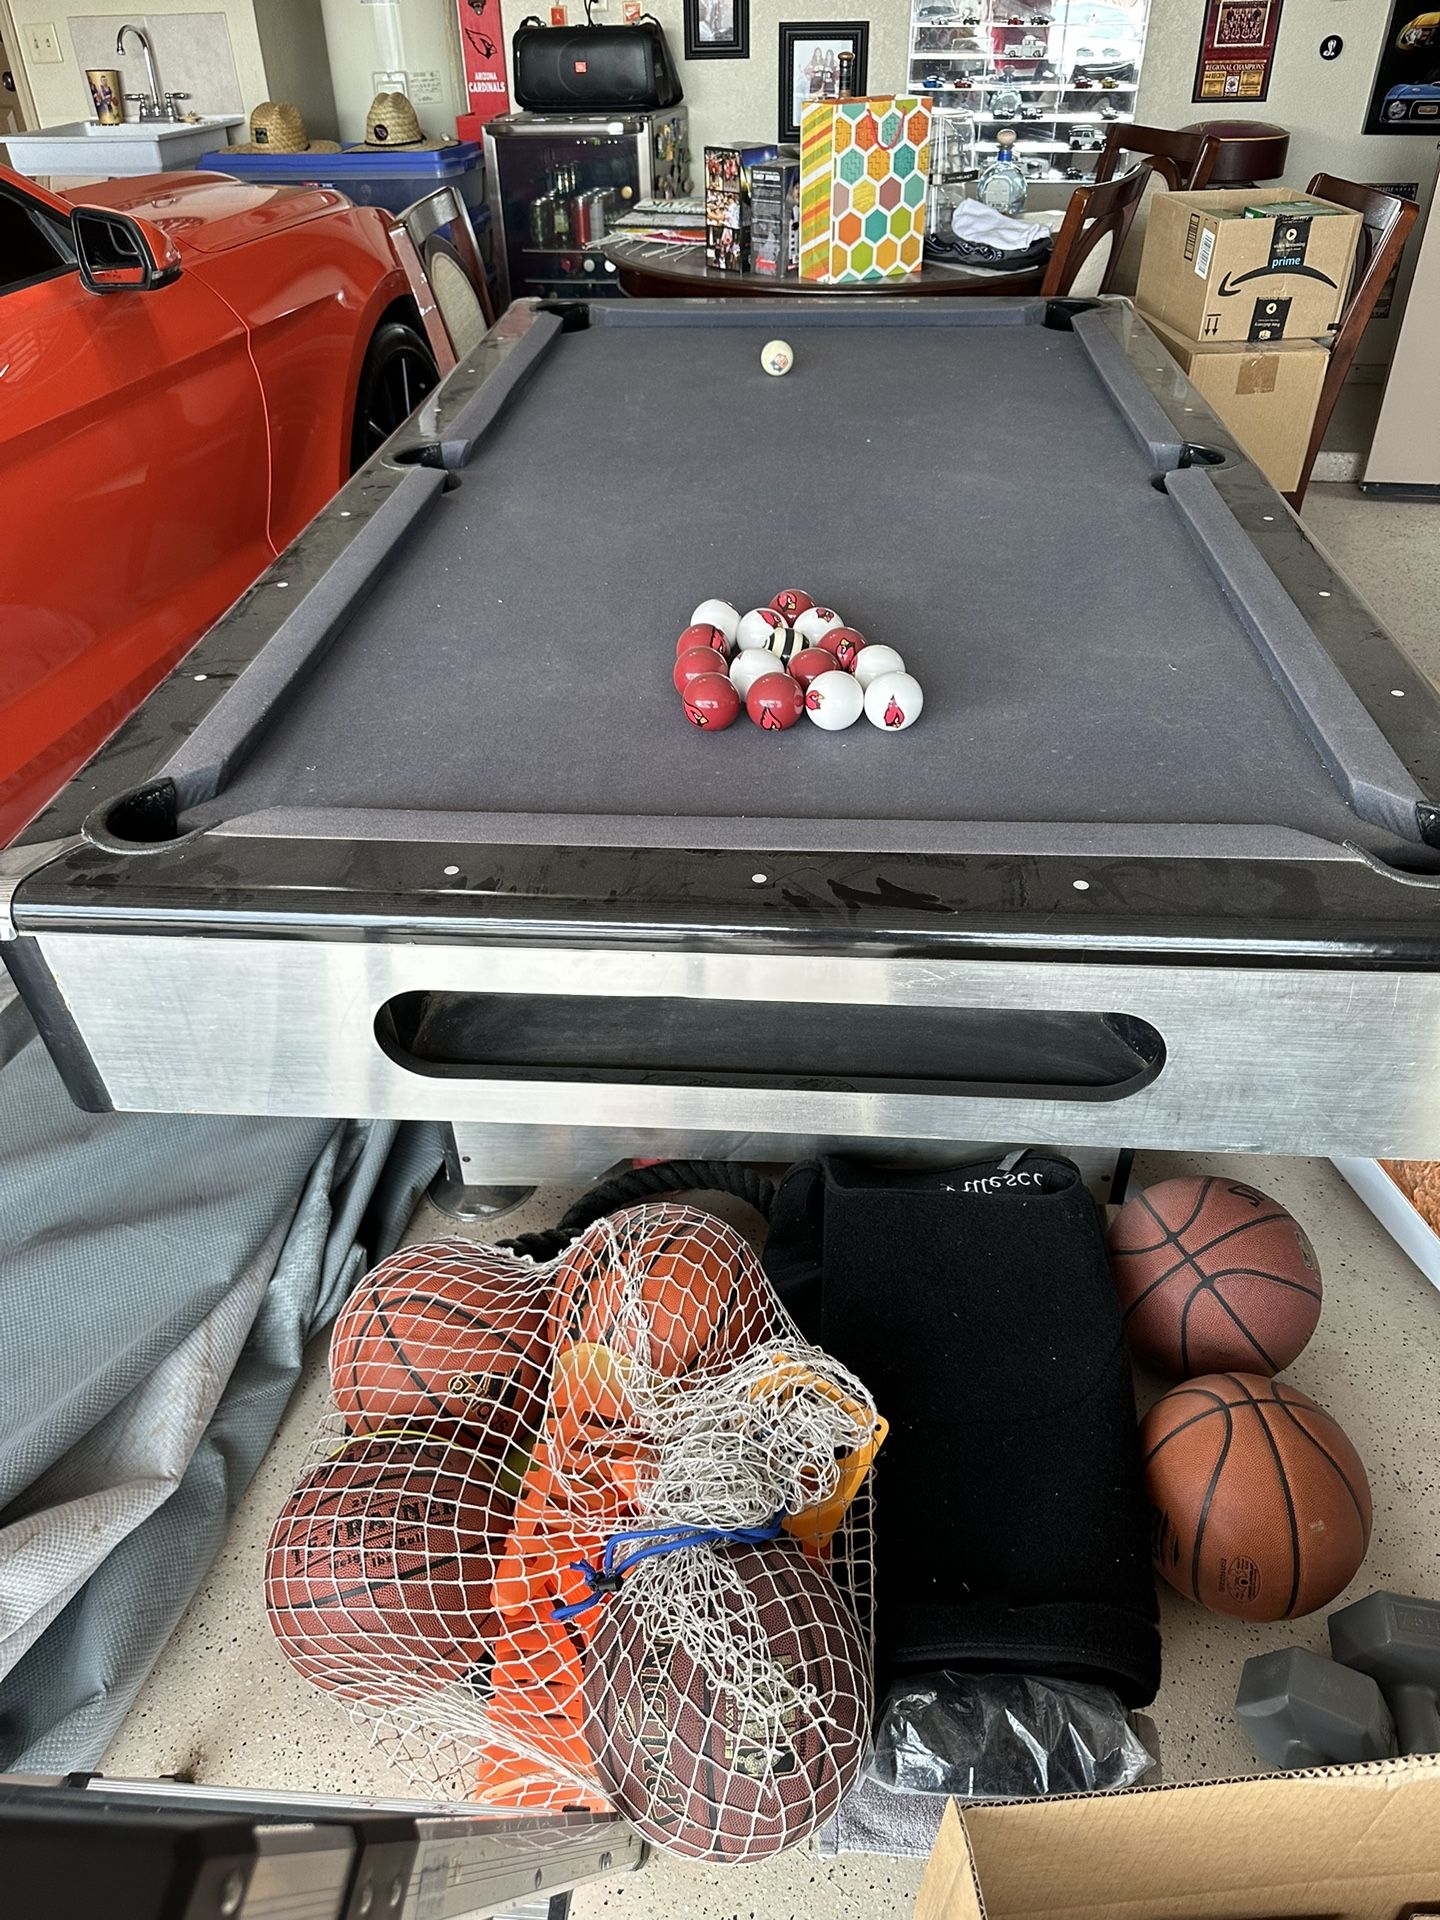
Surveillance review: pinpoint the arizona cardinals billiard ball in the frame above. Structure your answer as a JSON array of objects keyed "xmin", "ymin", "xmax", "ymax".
[
  {"xmin": 674, "ymin": 646, "xmax": 727, "ymax": 694},
  {"xmin": 790, "ymin": 648, "xmax": 840, "ymax": 690},
  {"xmin": 690, "ymin": 597, "xmax": 740, "ymax": 644},
  {"xmin": 746, "ymin": 672, "xmax": 805, "ymax": 731},
  {"xmin": 864, "ymin": 670, "xmax": 923, "ymax": 732},
  {"xmin": 820, "ymin": 627, "xmax": 868, "ymax": 673},
  {"xmin": 794, "ymin": 605, "xmax": 843, "ymax": 644},
  {"xmin": 675, "ymin": 621, "xmax": 730, "ymax": 660},
  {"xmin": 684, "ymin": 673, "xmax": 742, "ymax": 730},
  {"xmin": 729, "ymin": 648, "xmax": 780, "ymax": 700},
  {"xmin": 770, "ymin": 588, "xmax": 815, "ymax": 621},
  {"xmin": 736, "ymin": 606, "xmax": 786, "ymax": 650},
  {"xmin": 804, "ymin": 671, "xmax": 864, "ymax": 731}
]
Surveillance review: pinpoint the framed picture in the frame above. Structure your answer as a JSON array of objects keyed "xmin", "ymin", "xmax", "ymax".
[
  {"xmin": 1192, "ymin": 0, "xmax": 1285, "ymax": 104},
  {"xmin": 777, "ymin": 21, "xmax": 869, "ymax": 142},
  {"xmin": 1362, "ymin": 0, "xmax": 1440, "ymax": 135},
  {"xmin": 684, "ymin": 0, "xmax": 749, "ymax": 61}
]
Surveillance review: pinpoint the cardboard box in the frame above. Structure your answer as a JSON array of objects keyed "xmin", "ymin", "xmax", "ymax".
[
  {"xmin": 703, "ymin": 142, "xmax": 778, "ymax": 271},
  {"xmin": 751, "ymin": 153, "xmax": 800, "ymax": 277},
  {"xmin": 916, "ymin": 1755, "xmax": 1440, "ymax": 1920},
  {"xmin": 1141, "ymin": 311, "xmax": 1329, "ymax": 493},
  {"xmin": 1136, "ymin": 188, "xmax": 1361, "ymax": 345}
]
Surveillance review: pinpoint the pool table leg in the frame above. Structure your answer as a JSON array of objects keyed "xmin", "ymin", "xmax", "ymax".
[{"xmin": 428, "ymin": 1136, "xmax": 535, "ymax": 1222}]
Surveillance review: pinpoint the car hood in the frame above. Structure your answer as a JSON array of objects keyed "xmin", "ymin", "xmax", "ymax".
[{"xmin": 62, "ymin": 171, "xmax": 352, "ymax": 254}]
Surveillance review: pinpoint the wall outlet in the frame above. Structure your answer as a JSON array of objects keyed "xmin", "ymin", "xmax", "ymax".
[{"xmin": 24, "ymin": 22, "xmax": 63, "ymax": 63}]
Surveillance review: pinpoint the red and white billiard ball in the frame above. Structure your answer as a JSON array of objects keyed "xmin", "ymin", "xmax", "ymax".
[
  {"xmin": 820, "ymin": 626, "xmax": 867, "ymax": 672},
  {"xmin": 770, "ymin": 588, "xmax": 815, "ymax": 621},
  {"xmin": 804, "ymin": 671, "xmax": 864, "ymax": 731},
  {"xmin": 729, "ymin": 648, "xmax": 780, "ymax": 700},
  {"xmin": 690, "ymin": 598, "xmax": 740, "ymax": 645},
  {"xmin": 852, "ymin": 644, "xmax": 906, "ymax": 690},
  {"xmin": 864, "ymin": 670, "xmax": 923, "ymax": 732},
  {"xmin": 674, "ymin": 646, "xmax": 728, "ymax": 694},
  {"xmin": 746, "ymin": 672, "xmax": 805, "ymax": 731},
  {"xmin": 789, "ymin": 648, "xmax": 840, "ymax": 690},
  {"xmin": 794, "ymin": 606, "xmax": 843, "ymax": 644},
  {"xmin": 736, "ymin": 606, "xmax": 786, "ymax": 650},
  {"xmin": 676, "ymin": 621, "xmax": 730, "ymax": 660},
  {"xmin": 685, "ymin": 673, "xmax": 742, "ymax": 730}
]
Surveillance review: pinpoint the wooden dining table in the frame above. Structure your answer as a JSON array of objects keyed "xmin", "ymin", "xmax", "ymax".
[{"xmin": 602, "ymin": 234, "xmax": 1049, "ymax": 299}]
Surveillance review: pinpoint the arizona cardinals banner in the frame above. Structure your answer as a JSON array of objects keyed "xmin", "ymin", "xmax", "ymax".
[{"xmin": 457, "ymin": 0, "xmax": 511, "ymax": 131}]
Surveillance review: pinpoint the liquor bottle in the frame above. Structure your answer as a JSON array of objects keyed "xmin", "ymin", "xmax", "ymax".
[
  {"xmin": 837, "ymin": 50, "xmax": 856, "ymax": 98},
  {"xmin": 552, "ymin": 166, "xmax": 573, "ymax": 245},
  {"xmin": 976, "ymin": 127, "xmax": 1027, "ymax": 215}
]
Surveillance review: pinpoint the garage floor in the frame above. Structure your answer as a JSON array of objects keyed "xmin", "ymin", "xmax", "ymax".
[{"xmin": 100, "ymin": 485, "xmax": 1440, "ymax": 1917}]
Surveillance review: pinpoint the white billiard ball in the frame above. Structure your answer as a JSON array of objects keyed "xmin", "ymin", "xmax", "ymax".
[
  {"xmin": 762, "ymin": 338, "xmax": 794, "ymax": 376},
  {"xmin": 691, "ymin": 597, "xmax": 740, "ymax": 644},
  {"xmin": 853, "ymin": 644, "xmax": 906, "ymax": 690},
  {"xmin": 864, "ymin": 671, "xmax": 923, "ymax": 732},
  {"xmin": 730, "ymin": 648, "xmax": 779, "ymax": 700},
  {"xmin": 736, "ymin": 605, "xmax": 786, "ymax": 650},
  {"xmin": 794, "ymin": 605, "xmax": 843, "ymax": 644},
  {"xmin": 804, "ymin": 670, "xmax": 865, "ymax": 731}
]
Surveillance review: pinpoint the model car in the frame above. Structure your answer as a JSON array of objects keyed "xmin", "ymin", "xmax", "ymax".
[
  {"xmin": 1397, "ymin": 12, "xmax": 1440, "ymax": 49},
  {"xmin": 0, "ymin": 164, "xmax": 443, "ymax": 847},
  {"xmin": 1383, "ymin": 81, "xmax": 1440, "ymax": 120}
]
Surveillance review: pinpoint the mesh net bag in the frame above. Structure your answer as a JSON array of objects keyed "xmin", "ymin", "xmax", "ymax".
[{"xmin": 264, "ymin": 1203, "xmax": 884, "ymax": 1861}]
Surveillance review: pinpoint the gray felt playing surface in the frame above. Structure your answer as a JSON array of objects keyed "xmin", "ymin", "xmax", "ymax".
[{"xmin": 178, "ymin": 305, "xmax": 1424, "ymax": 860}]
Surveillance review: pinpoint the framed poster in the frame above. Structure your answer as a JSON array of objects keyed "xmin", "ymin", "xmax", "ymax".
[
  {"xmin": 684, "ymin": 0, "xmax": 750, "ymax": 62},
  {"xmin": 1363, "ymin": 3, "xmax": 1440, "ymax": 134},
  {"xmin": 1193, "ymin": 0, "xmax": 1285, "ymax": 104},
  {"xmin": 778, "ymin": 21, "xmax": 869, "ymax": 143}
]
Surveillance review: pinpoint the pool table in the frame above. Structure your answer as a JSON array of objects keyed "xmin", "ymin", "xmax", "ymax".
[{"xmin": 5, "ymin": 296, "xmax": 1440, "ymax": 1181}]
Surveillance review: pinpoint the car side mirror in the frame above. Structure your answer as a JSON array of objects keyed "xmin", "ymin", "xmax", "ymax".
[{"xmin": 71, "ymin": 204, "xmax": 182, "ymax": 294}]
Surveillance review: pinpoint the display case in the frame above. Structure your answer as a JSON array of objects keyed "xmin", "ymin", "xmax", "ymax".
[
  {"xmin": 485, "ymin": 109, "xmax": 690, "ymax": 305},
  {"xmin": 910, "ymin": 0, "xmax": 1151, "ymax": 187}
]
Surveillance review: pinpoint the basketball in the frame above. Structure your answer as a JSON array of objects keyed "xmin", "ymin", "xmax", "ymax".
[
  {"xmin": 1109, "ymin": 1177, "xmax": 1322, "ymax": 1377},
  {"xmin": 581, "ymin": 1539, "xmax": 870, "ymax": 1861},
  {"xmin": 330, "ymin": 1241, "xmax": 551, "ymax": 1449},
  {"xmin": 264, "ymin": 1436, "xmax": 511, "ymax": 1700},
  {"xmin": 556, "ymin": 1204, "xmax": 776, "ymax": 1378},
  {"xmin": 1141, "ymin": 1372, "xmax": 1371, "ymax": 1621}
]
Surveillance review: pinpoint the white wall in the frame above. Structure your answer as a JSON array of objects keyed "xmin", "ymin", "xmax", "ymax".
[
  {"xmin": 252, "ymin": 0, "xmax": 337, "ymax": 141},
  {"xmin": 12, "ymin": 3, "xmax": 268, "ymax": 124}
]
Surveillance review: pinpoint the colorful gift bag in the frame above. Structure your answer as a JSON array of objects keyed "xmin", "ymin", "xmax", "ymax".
[{"xmin": 799, "ymin": 96, "xmax": 932, "ymax": 284}]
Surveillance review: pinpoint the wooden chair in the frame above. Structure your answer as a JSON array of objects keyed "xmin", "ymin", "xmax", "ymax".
[
  {"xmin": 1040, "ymin": 164, "xmax": 1150, "ymax": 297},
  {"xmin": 1092, "ymin": 122, "xmax": 1222, "ymax": 192},
  {"xmin": 1283, "ymin": 173, "xmax": 1418, "ymax": 510}
]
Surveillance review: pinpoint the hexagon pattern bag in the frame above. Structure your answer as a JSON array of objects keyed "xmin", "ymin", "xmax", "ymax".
[{"xmin": 799, "ymin": 96, "xmax": 932, "ymax": 283}]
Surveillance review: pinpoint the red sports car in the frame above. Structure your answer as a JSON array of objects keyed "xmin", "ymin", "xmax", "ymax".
[{"xmin": 1, "ymin": 165, "xmax": 446, "ymax": 846}]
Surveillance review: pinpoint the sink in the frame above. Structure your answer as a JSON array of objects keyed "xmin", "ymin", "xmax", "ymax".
[{"xmin": 5, "ymin": 114, "xmax": 245, "ymax": 178}]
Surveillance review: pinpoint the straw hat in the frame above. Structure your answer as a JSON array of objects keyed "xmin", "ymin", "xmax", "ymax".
[
  {"xmin": 231, "ymin": 101, "xmax": 341, "ymax": 154},
  {"xmin": 361, "ymin": 90, "xmax": 457, "ymax": 150}
]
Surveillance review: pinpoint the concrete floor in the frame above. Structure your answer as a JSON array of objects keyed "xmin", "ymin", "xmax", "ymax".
[{"xmin": 100, "ymin": 484, "xmax": 1440, "ymax": 1915}]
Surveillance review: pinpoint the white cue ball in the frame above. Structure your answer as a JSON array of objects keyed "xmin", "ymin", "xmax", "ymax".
[
  {"xmin": 736, "ymin": 606, "xmax": 786, "ymax": 650},
  {"xmin": 864, "ymin": 670, "xmax": 923, "ymax": 732},
  {"xmin": 805, "ymin": 670, "xmax": 864, "ymax": 731},
  {"xmin": 794, "ymin": 605, "xmax": 843, "ymax": 644},
  {"xmin": 853, "ymin": 644, "xmax": 906, "ymax": 690},
  {"xmin": 691, "ymin": 597, "xmax": 740, "ymax": 644},
  {"xmin": 730, "ymin": 648, "xmax": 779, "ymax": 700},
  {"xmin": 761, "ymin": 338, "xmax": 794, "ymax": 376}
]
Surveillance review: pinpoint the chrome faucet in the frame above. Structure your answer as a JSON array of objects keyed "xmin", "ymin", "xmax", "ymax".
[{"xmin": 116, "ymin": 24, "xmax": 187, "ymax": 122}]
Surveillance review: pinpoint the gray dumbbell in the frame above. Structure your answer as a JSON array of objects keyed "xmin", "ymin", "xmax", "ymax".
[
  {"xmin": 1329, "ymin": 1592, "xmax": 1440, "ymax": 1755},
  {"xmin": 1235, "ymin": 1646, "xmax": 1397, "ymax": 1769}
]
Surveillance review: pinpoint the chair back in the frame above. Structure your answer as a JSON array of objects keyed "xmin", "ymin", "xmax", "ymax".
[
  {"xmin": 1281, "ymin": 173, "xmax": 1418, "ymax": 506},
  {"xmin": 1040, "ymin": 164, "xmax": 1149, "ymax": 298},
  {"xmin": 399, "ymin": 186, "xmax": 496, "ymax": 359},
  {"xmin": 1093, "ymin": 122, "xmax": 1222, "ymax": 192}
]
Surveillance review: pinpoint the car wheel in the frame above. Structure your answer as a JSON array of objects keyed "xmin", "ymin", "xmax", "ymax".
[{"xmin": 349, "ymin": 320, "xmax": 440, "ymax": 472}]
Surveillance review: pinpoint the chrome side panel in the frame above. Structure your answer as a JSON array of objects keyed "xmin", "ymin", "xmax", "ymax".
[{"xmin": 32, "ymin": 932, "xmax": 1440, "ymax": 1158}]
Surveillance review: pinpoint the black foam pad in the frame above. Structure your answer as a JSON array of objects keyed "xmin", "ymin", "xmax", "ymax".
[{"xmin": 763, "ymin": 1154, "xmax": 1161, "ymax": 1707}]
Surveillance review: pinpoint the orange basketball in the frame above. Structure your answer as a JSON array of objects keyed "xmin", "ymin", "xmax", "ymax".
[
  {"xmin": 1141, "ymin": 1372, "xmax": 1371, "ymax": 1621},
  {"xmin": 1109, "ymin": 1177, "xmax": 1322, "ymax": 1377},
  {"xmin": 264, "ymin": 1436, "xmax": 512, "ymax": 1699},
  {"xmin": 329, "ymin": 1241, "xmax": 552, "ymax": 1449},
  {"xmin": 555, "ymin": 1204, "xmax": 776, "ymax": 1377}
]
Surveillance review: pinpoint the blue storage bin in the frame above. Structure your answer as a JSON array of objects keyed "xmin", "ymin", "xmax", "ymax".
[{"xmin": 197, "ymin": 142, "xmax": 489, "ymax": 236}]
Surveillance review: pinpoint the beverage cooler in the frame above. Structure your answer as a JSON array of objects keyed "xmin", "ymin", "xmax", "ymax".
[{"xmin": 485, "ymin": 109, "xmax": 690, "ymax": 304}]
